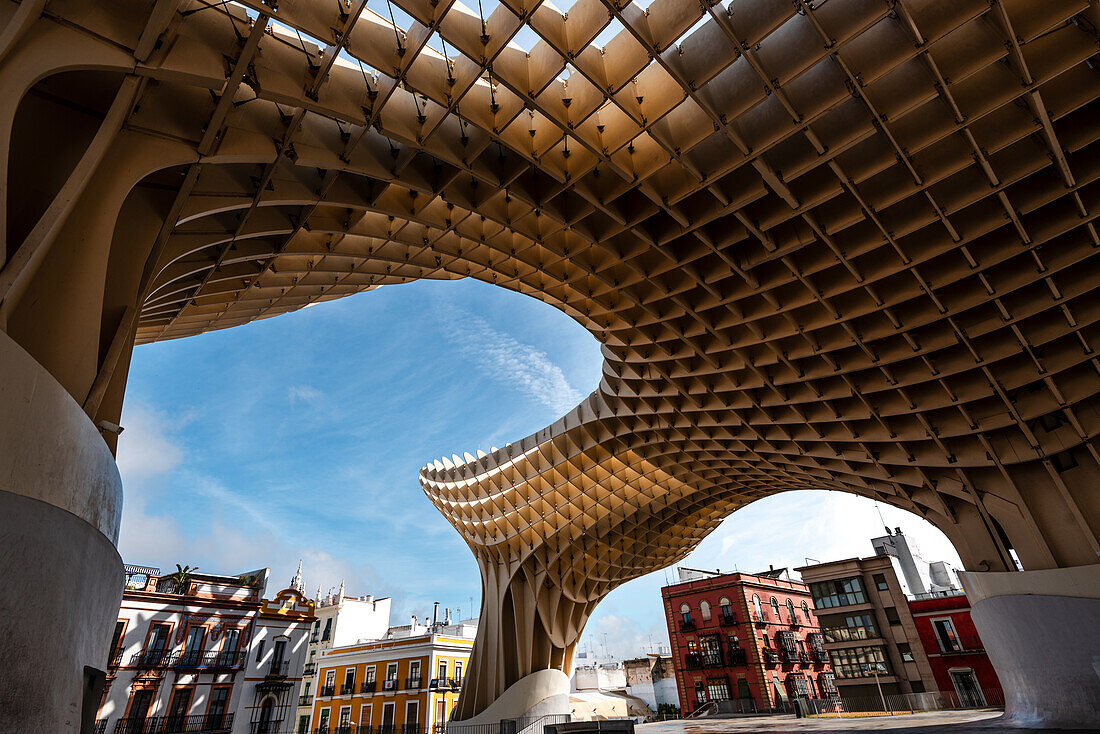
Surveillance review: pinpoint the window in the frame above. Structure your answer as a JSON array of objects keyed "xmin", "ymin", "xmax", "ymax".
[
  {"xmin": 436, "ymin": 700, "xmax": 446, "ymax": 727},
  {"xmin": 365, "ymin": 666, "xmax": 376, "ymax": 684},
  {"xmin": 322, "ymin": 618, "xmax": 333, "ymax": 641},
  {"xmin": 404, "ymin": 700, "xmax": 419, "ymax": 733},
  {"xmin": 873, "ymin": 573, "xmax": 890, "ymax": 591},
  {"xmin": 789, "ymin": 676, "xmax": 810, "ymax": 697},
  {"xmin": 361, "ymin": 704, "xmax": 373, "ymax": 728},
  {"xmin": 110, "ymin": 621, "xmax": 126, "ymax": 660},
  {"xmin": 801, "ymin": 601, "xmax": 810, "ymax": 621},
  {"xmin": 221, "ymin": 628, "xmax": 240, "ymax": 666},
  {"xmin": 386, "ymin": 663, "xmax": 398, "ymax": 681},
  {"xmin": 932, "ymin": 618, "xmax": 961, "ymax": 652},
  {"xmin": 343, "ymin": 668, "xmax": 356, "ymax": 693},
  {"xmin": 256, "ymin": 640, "xmax": 265, "ymax": 663},
  {"xmin": 438, "ymin": 660, "xmax": 447, "ymax": 681},
  {"xmin": 273, "ymin": 639, "xmax": 286, "ymax": 664},
  {"xmin": 819, "ymin": 673, "xmax": 838, "ymax": 697},
  {"xmin": 752, "ymin": 595, "xmax": 763, "ymax": 620},
  {"xmin": 705, "ymin": 678, "xmax": 731, "ymax": 701},
  {"xmin": 318, "ymin": 709, "xmax": 330, "ymax": 732},
  {"xmin": 453, "ymin": 661, "xmax": 462, "ymax": 682},
  {"xmin": 809, "ymin": 578, "xmax": 866, "ymax": 609},
  {"xmin": 699, "ymin": 634, "xmax": 722, "ymax": 666},
  {"xmin": 770, "ymin": 597, "xmax": 780, "ymax": 619},
  {"xmin": 679, "ymin": 603, "xmax": 693, "ymax": 627},
  {"xmin": 821, "ymin": 613, "xmax": 878, "ymax": 642},
  {"xmin": 339, "ymin": 707, "xmax": 352, "ymax": 727},
  {"xmin": 786, "ymin": 599, "xmax": 796, "ymax": 623},
  {"xmin": 207, "ymin": 687, "xmax": 230, "ymax": 721},
  {"xmin": 167, "ymin": 687, "xmax": 193, "ymax": 728},
  {"xmin": 184, "ymin": 627, "xmax": 205, "ymax": 665},
  {"xmin": 699, "ymin": 600, "xmax": 711, "ymax": 620},
  {"xmin": 828, "ymin": 646, "xmax": 890, "ymax": 679},
  {"xmin": 884, "ymin": 607, "xmax": 901, "ymax": 625},
  {"xmin": 410, "ymin": 661, "xmax": 421, "ymax": 683},
  {"xmin": 298, "ymin": 715, "xmax": 310, "ymax": 734},
  {"xmin": 719, "ymin": 597, "xmax": 733, "ymax": 621},
  {"xmin": 325, "ymin": 670, "xmax": 337, "ymax": 694},
  {"xmin": 898, "ymin": 643, "xmax": 914, "ymax": 662}
]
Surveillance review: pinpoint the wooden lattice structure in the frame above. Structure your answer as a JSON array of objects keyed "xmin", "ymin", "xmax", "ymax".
[{"xmin": 2, "ymin": 0, "xmax": 1100, "ymax": 719}]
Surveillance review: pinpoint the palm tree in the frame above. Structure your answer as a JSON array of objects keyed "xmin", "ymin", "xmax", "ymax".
[{"xmin": 168, "ymin": 564, "xmax": 197, "ymax": 594}]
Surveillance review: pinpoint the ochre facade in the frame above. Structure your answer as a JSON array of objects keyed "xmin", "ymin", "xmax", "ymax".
[{"xmin": 2, "ymin": 0, "xmax": 1099, "ymax": 725}]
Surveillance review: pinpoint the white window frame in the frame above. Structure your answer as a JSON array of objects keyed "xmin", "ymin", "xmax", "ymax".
[
  {"xmin": 405, "ymin": 700, "xmax": 419, "ymax": 729},
  {"xmin": 338, "ymin": 706, "xmax": 352, "ymax": 726},
  {"xmin": 931, "ymin": 616, "xmax": 960, "ymax": 652},
  {"xmin": 437, "ymin": 659, "xmax": 447, "ymax": 681},
  {"xmin": 699, "ymin": 600, "xmax": 711, "ymax": 620},
  {"xmin": 386, "ymin": 662, "xmax": 398, "ymax": 681},
  {"xmin": 453, "ymin": 660, "xmax": 462, "ymax": 683},
  {"xmin": 365, "ymin": 665, "xmax": 376, "ymax": 683},
  {"xmin": 360, "ymin": 703, "xmax": 372, "ymax": 727}
]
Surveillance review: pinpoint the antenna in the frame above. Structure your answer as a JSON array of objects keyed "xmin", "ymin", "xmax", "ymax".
[{"xmin": 874, "ymin": 501, "xmax": 890, "ymax": 535}]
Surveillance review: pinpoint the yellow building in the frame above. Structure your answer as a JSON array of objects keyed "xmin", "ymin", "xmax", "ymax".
[{"xmin": 310, "ymin": 619, "xmax": 476, "ymax": 733}]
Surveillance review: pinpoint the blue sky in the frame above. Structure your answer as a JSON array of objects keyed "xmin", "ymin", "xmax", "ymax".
[{"xmin": 117, "ymin": 278, "xmax": 962, "ymax": 659}]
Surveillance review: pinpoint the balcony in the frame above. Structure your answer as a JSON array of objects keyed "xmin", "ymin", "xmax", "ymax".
[
  {"xmin": 813, "ymin": 649, "xmax": 829, "ymax": 664},
  {"xmin": 761, "ymin": 649, "xmax": 779, "ymax": 666},
  {"xmin": 268, "ymin": 660, "xmax": 290, "ymax": 679},
  {"xmin": 701, "ymin": 653, "xmax": 724, "ymax": 669},
  {"xmin": 684, "ymin": 652, "xmax": 703, "ymax": 670},
  {"xmin": 108, "ymin": 649, "xmax": 124, "ymax": 668},
  {"xmin": 95, "ymin": 720, "xmax": 109, "ymax": 734},
  {"xmin": 113, "ymin": 714, "xmax": 234, "ymax": 734},
  {"xmin": 405, "ymin": 677, "xmax": 422, "ymax": 690},
  {"xmin": 450, "ymin": 677, "xmax": 463, "ymax": 689},
  {"xmin": 428, "ymin": 678, "xmax": 454, "ymax": 691},
  {"xmin": 679, "ymin": 619, "xmax": 696, "ymax": 632},
  {"xmin": 939, "ymin": 634, "xmax": 985, "ymax": 654},
  {"xmin": 303, "ymin": 662, "xmax": 318, "ymax": 676},
  {"xmin": 719, "ymin": 612, "xmax": 736, "ymax": 626},
  {"xmin": 319, "ymin": 686, "xmax": 335, "ymax": 697},
  {"xmin": 726, "ymin": 646, "xmax": 747, "ymax": 666},
  {"xmin": 299, "ymin": 695, "xmax": 313, "ymax": 707},
  {"xmin": 162, "ymin": 650, "xmax": 244, "ymax": 671},
  {"xmin": 360, "ymin": 681, "xmax": 377, "ymax": 694},
  {"xmin": 753, "ymin": 612, "xmax": 770, "ymax": 626},
  {"xmin": 778, "ymin": 648, "xmax": 799, "ymax": 664},
  {"xmin": 798, "ymin": 651, "xmax": 811, "ymax": 665},
  {"xmin": 381, "ymin": 679, "xmax": 398, "ymax": 692},
  {"xmin": 130, "ymin": 649, "xmax": 170, "ymax": 668},
  {"xmin": 340, "ymin": 683, "xmax": 356, "ymax": 695},
  {"xmin": 250, "ymin": 720, "xmax": 283, "ymax": 734}
]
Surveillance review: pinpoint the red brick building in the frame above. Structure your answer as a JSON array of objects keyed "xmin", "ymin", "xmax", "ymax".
[
  {"xmin": 908, "ymin": 593, "xmax": 1002, "ymax": 707},
  {"xmin": 661, "ymin": 568, "xmax": 837, "ymax": 714}
]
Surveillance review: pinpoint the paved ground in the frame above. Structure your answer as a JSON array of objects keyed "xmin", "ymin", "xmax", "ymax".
[{"xmin": 636, "ymin": 709, "xmax": 1035, "ymax": 733}]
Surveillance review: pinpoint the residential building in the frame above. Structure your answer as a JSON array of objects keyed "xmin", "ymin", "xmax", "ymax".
[
  {"xmin": 309, "ymin": 618, "xmax": 477, "ymax": 733},
  {"xmin": 796, "ymin": 554, "xmax": 938, "ymax": 698},
  {"xmin": 622, "ymin": 655, "xmax": 678, "ymax": 714},
  {"xmin": 294, "ymin": 570, "xmax": 391, "ymax": 734},
  {"xmin": 99, "ymin": 563, "xmax": 314, "ymax": 734},
  {"xmin": 662, "ymin": 567, "xmax": 837, "ymax": 714},
  {"xmin": 908, "ymin": 592, "xmax": 1002, "ymax": 707}
]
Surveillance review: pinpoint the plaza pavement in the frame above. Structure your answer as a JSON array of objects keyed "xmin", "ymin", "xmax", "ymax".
[{"xmin": 634, "ymin": 709, "xmax": 1058, "ymax": 733}]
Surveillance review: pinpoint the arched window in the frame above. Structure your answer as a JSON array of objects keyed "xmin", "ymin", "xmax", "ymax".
[
  {"xmin": 752, "ymin": 595, "xmax": 763, "ymax": 620},
  {"xmin": 719, "ymin": 596, "xmax": 733, "ymax": 623},
  {"xmin": 680, "ymin": 603, "xmax": 693, "ymax": 628},
  {"xmin": 786, "ymin": 599, "xmax": 796, "ymax": 623},
  {"xmin": 687, "ymin": 639, "xmax": 699, "ymax": 653},
  {"xmin": 699, "ymin": 600, "xmax": 711, "ymax": 620},
  {"xmin": 802, "ymin": 601, "xmax": 811, "ymax": 622},
  {"xmin": 770, "ymin": 597, "xmax": 780, "ymax": 619}
]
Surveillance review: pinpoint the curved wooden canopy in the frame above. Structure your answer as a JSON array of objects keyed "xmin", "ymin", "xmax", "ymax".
[{"xmin": 3, "ymin": 0, "xmax": 1100, "ymax": 720}]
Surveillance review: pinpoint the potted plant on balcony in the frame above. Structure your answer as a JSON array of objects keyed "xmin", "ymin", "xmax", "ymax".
[{"xmin": 168, "ymin": 564, "xmax": 198, "ymax": 594}]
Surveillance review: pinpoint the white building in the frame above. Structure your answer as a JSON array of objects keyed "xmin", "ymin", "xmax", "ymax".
[
  {"xmin": 292, "ymin": 570, "xmax": 391, "ymax": 734},
  {"xmin": 871, "ymin": 527, "xmax": 960, "ymax": 597},
  {"xmin": 98, "ymin": 564, "xmax": 314, "ymax": 734}
]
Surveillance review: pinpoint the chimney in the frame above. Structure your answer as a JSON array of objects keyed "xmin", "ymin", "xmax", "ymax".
[{"xmin": 433, "ymin": 601, "xmax": 439, "ymax": 625}]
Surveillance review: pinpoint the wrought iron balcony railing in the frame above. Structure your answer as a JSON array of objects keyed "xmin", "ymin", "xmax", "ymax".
[
  {"xmin": 726, "ymin": 646, "xmax": 747, "ymax": 666},
  {"xmin": 405, "ymin": 677, "xmax": 422, "ymax": 690},
  {"xmin": 684, "ymin": 652, "xmax": 703, "ymax": 669},
  {"xmin": 113, "ymin": 713, "xmax": 234, "ymax": 734},
  {"xmin": 340, "ymin": 683, "xmax": 356, "ymax": 695},
  {"xmin": 303, "ymin": 662, "xmax": 318, "ymax": 676},
  {"xmin": 318, "ymin": 686, "xmax": 335, "ymax": 697},
  {"xmin": 268, "ymin": 660, "xmax": 290, "ymax": 678},
  {"xmin": 360, "ymin": 681, "xmax": 376, "ymax": 693},
  {"xmin": 719, "ymin": 612, "xmax": 736, "ymax": 626},
  {"xmin": 299, "ymin": 695, "xmax": 313, "ymax": 707},
  {"xmin": 250, "ymin": 720, "xmax": 283, "ymax": 734}
]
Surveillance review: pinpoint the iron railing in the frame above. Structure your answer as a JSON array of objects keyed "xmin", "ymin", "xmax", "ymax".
[
  {"xmin": 679, "ymin": 619, "xmax": 696, "ymax": 631},
  {"xmin": 304, "ymin": 663, "xmax": 318, "ymax": 676},
  {"xmin": 405, "ymin": 677, "xmax": 421, "ymax": 690},
  {"xmin": 129, "ymin": 649, "xmax": 170, "ymax": 668},
  {"xmin": 726, "ymin": 646, "xmax": 747, "ymax": 666},
  {"xmin": 299, "ymin": 695, "xmax": 313, "ymax": 706},
  {"xmin": 684, "ymin": 652, "xmax": 702, "ymax": 669},
  {"xmin": 268, "ymin": 660, "xmax": 290, "ymax": 678},
  {"xmin": 799, "ymin": 688, "xmax": 1005, "ymax": 717},
  {"xmin": 166, "ymin": 651, "xmax": 245, "ymax": 670},
  {"xmin": 360, "ymin": 681, "xmax": 377, "ymax": 693},
  {"xmin": 319, "ymin": 686, "xmax": 335, "ymax": 697},
  {"xmin": 938, "ymin": 634, "xmax": 985, "ymax": 654},
  {"xmin": 718, "ymin": 612, "xmax": 736, "ymax": 626},
  {"xmin": 250, "ymin": 720, "xmax": 283, "ymax": 734},
  {"xmin": 112, "ymin": 713, "xmax": 233, "ymax": 733},
  {"xmin": 340, "ymin": 683, "xmax": 356, "ymax": 695}
]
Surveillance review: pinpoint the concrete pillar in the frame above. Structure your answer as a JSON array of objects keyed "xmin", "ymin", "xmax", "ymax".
[
  {"xmin": 0, "ymin": 329, "xmax": 124, "ymax": 734},
  {"xmin": 961, "ymin": 566, "xmax": 1100, "ymax": 729}
]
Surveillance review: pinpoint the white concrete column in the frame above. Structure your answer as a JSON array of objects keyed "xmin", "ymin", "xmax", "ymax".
[
  {"xmin": 961, "ymin": 565, "xmax": 1100, "ymax": 729},
  {"xmin": 0, "ymin": 329, "xmax": 124, "ymax": 734}
]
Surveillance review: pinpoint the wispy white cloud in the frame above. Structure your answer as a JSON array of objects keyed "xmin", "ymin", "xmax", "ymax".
[
  {"xmin": 438, "ymin": 307, "xmax": 583, "ymax": 415},
  {"xmin": 288, "ymin": 385, "xmax": 323, "ymax": 403}
]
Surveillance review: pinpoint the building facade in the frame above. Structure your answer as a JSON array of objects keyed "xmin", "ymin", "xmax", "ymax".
[
  {"xmin": 796, "ymin": 555, "xmax": 938, "ymax": 699},
  {"xmin": 908, "ymin": 593, "xmax": 1002, "ymax": 707},
  {"xmin": 309, "ymin": 619, "xmax": 476, "ymax": 733},
  {"xmin": 622, "ymin": 656, "xmax": 678, "ymax": 714},
  {"xmin": 98, "ymin": 564, "xmax": 314, "ymax": 734},
  {"xmin": 295, "ymin": 577, "xmax": 392, "ymax": 734},
  {"xmin": 662, "ymin": 568, "xmax": 836, "ymax": 714}
]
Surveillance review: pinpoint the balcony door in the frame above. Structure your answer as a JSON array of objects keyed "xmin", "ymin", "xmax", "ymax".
[
  {"xmin": 165, "ymin": 687, "xmax": 193, "ymax": 732},
  {"xmin": 183, "ymin": 627, "xmax": 205, "ymax": 666},
  {"xmin": 220, "ymin": 628, "xmax": 240, "ymax": 666},
  {"xmin": 932, "ymin": 618, "xmax": 961, "ymax": 652},
  {"xmin": 126, "ymin": 690, "xmax": 154, "ymax": 734},
  {"xmin": 950, "ymin": 670, "xmax": 985, "ymax": 707},
  {"xmin": 381, "ymin": 702, "xmax": 395, "ymax": 734},
  {"xmin": 147, "ymin": 624, "xmax": 170, "ymax": 664}
]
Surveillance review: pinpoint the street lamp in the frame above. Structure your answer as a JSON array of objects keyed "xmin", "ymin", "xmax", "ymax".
[{"xmin": 863, "ymin": 663, "xmax": 890, "ymax": 714}]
